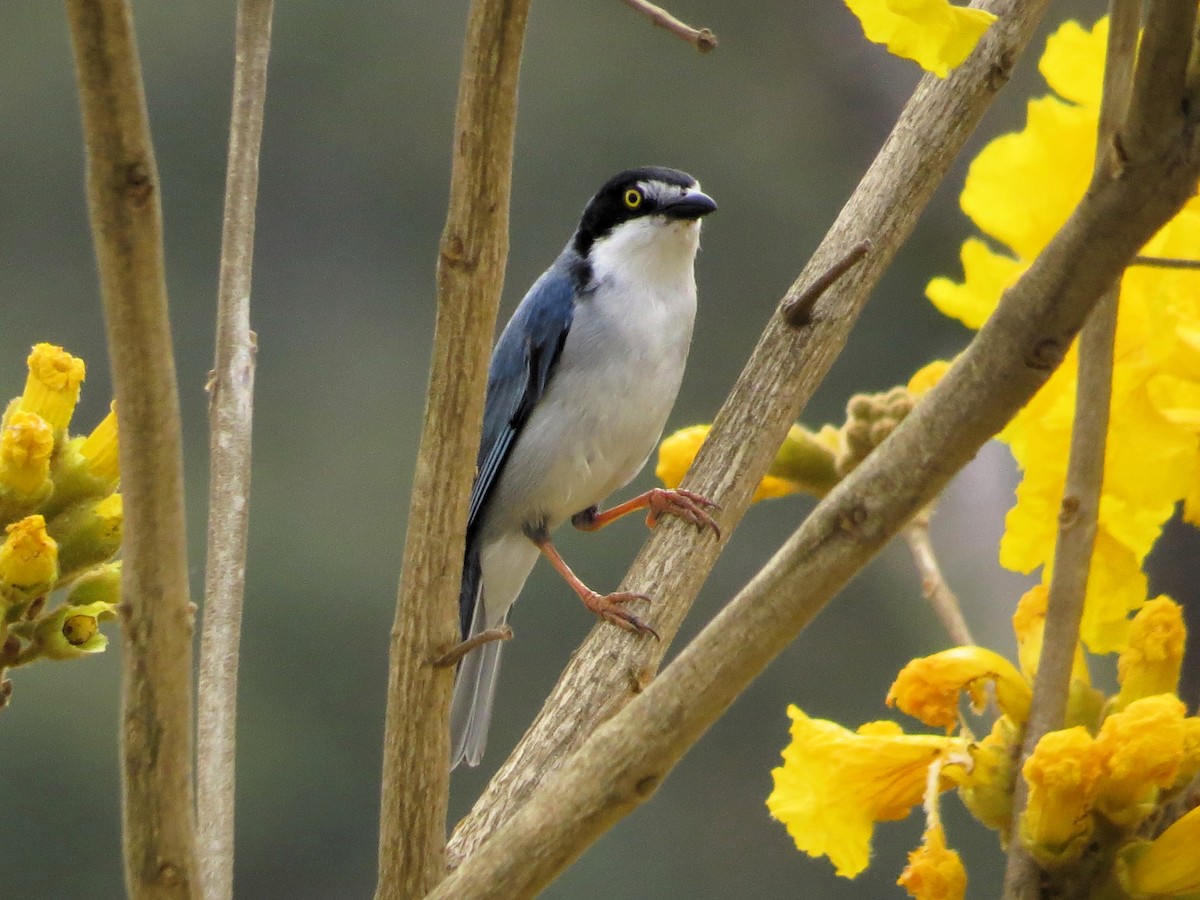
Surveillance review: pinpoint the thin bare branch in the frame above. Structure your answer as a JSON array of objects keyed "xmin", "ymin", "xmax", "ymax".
[
  {"xmin": 1002, "ymin": 2, "xmax": 1144, "ymax": 896},
  {"xmin": 197, "ymin": 1, "xmax": 274, "ymax": 898},
  {"xmin": 617, "ymin": 0, "xmax": 716, "ymax": 52},
  {"xmin": 1130, "ymin": 255, "xmax": 1200, "ymax": 269},
  {"xmin": 64, "ymin": 1, "xmax": 198, "ymax": 897},
  {"xmin": 373, "ymin": 1, "xmax": 531, "ymax": 897},
  {"xmin": 901, "ymin": 508, "xmax": 973, "ymax": 647},
  {"xmin": 782, "ymin": 239, "xmax": 871, "ymax": 328},
  {"xmin": 431, "ymin": 6, "xmax": 1200, "ymax": 887},
  {"xmin": 448, "ymin": 0, "xmax": 1055, "ymax": 864}
]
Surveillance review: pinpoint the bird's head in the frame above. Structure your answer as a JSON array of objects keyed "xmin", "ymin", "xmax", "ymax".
[{"xmin": 572, "ymin": 167, "xmax": 716, "ymax": 274}]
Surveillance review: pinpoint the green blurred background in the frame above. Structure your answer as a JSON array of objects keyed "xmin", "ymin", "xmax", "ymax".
[{"xmin": 2, "ymin": 1, "xmax": 1195, "ymax": 897}]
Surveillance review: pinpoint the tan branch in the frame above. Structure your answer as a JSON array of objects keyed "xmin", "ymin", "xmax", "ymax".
[
  {"xmin": 901, "ymin": 508, "xmax": 973, "ymax": 647},
  {"xmin": 1002, "ymin": 2, "xmax": 1146, "ymax": 896},
  {"xmin": 1130, "ymin": 255, "xmax": 1200, "ymax": 269},
  {"xmin": 448, "ymin": 0, "xmax": 1055, "ymax": 864},
  {"xmin": 373, "ymin": 1, "xmax": 531, "ymax": 897},
  {"xmin": 196, "ymin": 2, "xmax": 273, "ymax": 899},
  {"xmin": 65, "ymin": 1, "xmax": 198, "ymax": 897},
  {"xmin": 617, "ymin": 0, "xmax": 717, "ymax": 52},
  {"xmin": 432, "ymin": 4, "xmax": 1200, "ymax": 889}
]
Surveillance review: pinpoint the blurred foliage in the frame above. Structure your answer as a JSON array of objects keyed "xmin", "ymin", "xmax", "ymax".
[{"xmin": 2, "ymin": 2, "xmax": 1193, "ymax": 898}]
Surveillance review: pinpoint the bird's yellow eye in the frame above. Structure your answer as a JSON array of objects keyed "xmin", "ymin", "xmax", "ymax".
[{"xmin": 623, "ymin": 188, "xmax": 642, "ymax": 210}]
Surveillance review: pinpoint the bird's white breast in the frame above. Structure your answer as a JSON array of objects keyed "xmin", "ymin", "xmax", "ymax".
[{"xmin": 486, "ymin": 217, "xmax": 702, "ymax": 535}]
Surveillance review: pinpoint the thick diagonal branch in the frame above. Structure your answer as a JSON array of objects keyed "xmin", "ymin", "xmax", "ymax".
[
  {"xmin": 373, "ymin": 1, "xmax": 531, "ymax": 897},
  {"xmin": 65, "ymin": 1, "xmax": 198, "ymax": 897},
  {"xmin": 431, "ymin": 12, "xmax": 1200, "ymax": 893},
  {"xmin": 449, "ymin": 0, "xmax": 1053, "ymax": 862},
  {"xmin": 197, "ymin": 2, "xmax": 274, "ymax": 899}
]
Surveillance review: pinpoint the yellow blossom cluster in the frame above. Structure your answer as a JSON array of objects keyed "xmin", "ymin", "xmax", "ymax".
[
  {"xmin": 656, "ymin": 14, "xmax": 1200, "ymax": 898},
  {"xmin": 768, "ymin": 596, "xmax": 1200, "ymax": 898},
  {"xmin": 0, "ymin": 344, "xmax": 122, "ymax": 691},
  {"xmin": 927, "ymin": 16, "xmax": 1200, "ymax": 652}
]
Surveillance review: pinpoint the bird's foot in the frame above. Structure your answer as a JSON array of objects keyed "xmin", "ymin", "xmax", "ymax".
[
  {"xmin": 582, "ymin": 590, "xmax": 660, "ymax": 640},
  {"xmin": 645, "ymin": 488, "xmax": 721, "ymax": 538}
]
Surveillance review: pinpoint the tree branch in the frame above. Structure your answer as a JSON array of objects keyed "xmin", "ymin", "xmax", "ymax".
[
  {"xmin": 197, "ymin": 2, "xmax": 273, "ymax": 898},
  {"xmin": 617, "ymin": 0, "xmax": 716, "ymax": 52},
  {"xmin": 64, "ymin": 1, "xmax": 198, "ymax": 897},
  {"xmin": 373, "ymin": 1, "xmax": 531, "ymax": 897},
  {"xmin": 430, "ymin": 5, "xmax": 1200, "ymax": 889},
  {"xmin": 448, "ymin": 0, "xmax": 1054, "ymax": 864},
  {"xmin": 902, "ymin": 508, "xmax": 974, "ymax": 647},
  {"xmin": 1002, "ymin": 2, "xmax": 1148, "ymax": 896}
]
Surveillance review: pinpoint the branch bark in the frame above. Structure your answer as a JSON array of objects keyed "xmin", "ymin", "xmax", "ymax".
[
  {"xmin": 902, "ymin": 508, "xmax": 974, "ymax": 647},
  {"xmin": 1002, "ymin": 2, "xmax": 1146, "ymax": 896},
  {"xmin": 448, "ymin": 0, "xmax": 1053, "ymax": 862},
  {"xmin": 617, "ymin": 0, "xmax": 717, "ymax": 52},
  {"xmin": 373, "ymin": 1, "xmax": 531, "ymax": 897},
  {"xmin": 431, "ymin": 5, "xmax": 1200, "ymax": 890},
  {"xmin": 65, "ymin": 1, "xmax": 198, "ymax": 897},
  {"xmin": 197, "ymin": 1, "xmax": 274, "ymax": 898}
]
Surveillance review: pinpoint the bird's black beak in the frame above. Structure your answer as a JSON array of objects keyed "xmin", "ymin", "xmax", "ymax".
[{"xmin": 660, "ymin": 188, "xmax": 717, "ymax": 220}]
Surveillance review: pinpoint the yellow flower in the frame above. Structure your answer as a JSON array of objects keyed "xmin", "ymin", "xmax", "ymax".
[
  {"xmin": 925, "ymin": 16, "xmax": 1200, "ymax": 653},
  {"xmin": 0, "ymin": 514, "xmax": 59, "ymax": 591},
  {"xmin": 656, "ymin": 423, "xmax": 840, "ymax": 502},
  {"xmin": 767, "ymin": 706, "xmax": 964, "ymax": 878},
  {"xmin": 31, "ymin": 599, "xmax": 116, "ymax": 660},
  {"xmin": 17, "ymin": 343, "xmax": 85, "ymax": 432},
  {"xmin": 898, "ymin": 824, "xmax": 966, "ymax": 900},
  {"xmin": 0, "ymin": 411, "xmax": 54, "ymax": 496},
  {"xmin": 1124, "ymin": 805, "xmax": 1200, "ymax": 897},
  {"xmin": 845, "ymin": 0, "xmax": 996, "ymax": 78},
  {"xmin": 956, "ymin": 717, "xmax": 1017, "ymax": 835},
  {"xmin": 1116, "ymin": 596, "xmax": 1185, "ymax": 709},
  {"xmin": 887, "ymin": 646, "xmax": 1031, "ymax": 730},
  {"xmin": 46, "ymin": 493, "xmax": 123, "ymax": 581},
  {"xmin": 1020, "ymin": 726, "xmax": 1100, "ymax": 865},
  {"xmin": 79, "ymin": 402, "xmax": 119, "ymax": 486},
  {"xmin": 1011, "ymin": 584, "xmax": 1090, "ymax": 687},
  {"xmin": 907, "ymin": 360, "xmax": 951, "ymax": 397},
  {"xmin": 1092, "ymin": 695, "xmax": 1191, "ymax": 828}
]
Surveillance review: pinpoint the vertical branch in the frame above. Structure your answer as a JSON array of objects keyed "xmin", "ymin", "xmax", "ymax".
[
  {"xmin": 197, "ymin": 1, "xmax": 274, "ymax": 899},
  {"xmin": 64, "ymin": 1, "xmax": 198, "ymax": 898},
  {"xmin": 1000, "ymin": 2, "xmax": 1149, "ymax": 897},
  {"xmin": 374, "ymin": 1, "xmax": 531, "ymax": 897}
]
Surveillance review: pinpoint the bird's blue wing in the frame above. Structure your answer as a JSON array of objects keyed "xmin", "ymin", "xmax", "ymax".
[{"xmin": 467, "ymin": 264, "xmax": 576, "ymax": 533}]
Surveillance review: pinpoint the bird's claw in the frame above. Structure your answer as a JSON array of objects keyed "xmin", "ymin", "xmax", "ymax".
[
  {"xmin": 584, "ymin": 590, "xmax": 660, "ymax": 640},
  {"xmin": 645, "ymin": 487, "xmax": 722, "ymax": 539}
]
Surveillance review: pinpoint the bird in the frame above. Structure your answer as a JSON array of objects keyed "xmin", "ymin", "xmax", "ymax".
[{"xmin": 450, "ymin": 166, "xmax": 719, "ymax": 768}]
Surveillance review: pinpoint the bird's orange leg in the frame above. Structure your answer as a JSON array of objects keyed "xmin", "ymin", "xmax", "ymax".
[
  {"xmin": 529, "ymin": 533, "xmax": 659, "ymax": 639},
  {"xmin": 571, "ymin": 487, "xmax": 721, "ymax": 538}
]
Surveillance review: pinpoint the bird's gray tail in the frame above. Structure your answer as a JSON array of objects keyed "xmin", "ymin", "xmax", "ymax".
[{"xmin": 450, "ymin": 544, "xmax": 505, "ymax": 768}]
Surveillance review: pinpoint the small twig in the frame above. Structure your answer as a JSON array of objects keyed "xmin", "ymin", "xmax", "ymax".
[
  {"xmin": 782, "ymin": 239, "xmax": 871, "ymax": 328},
  {"xmin": 196, "ymin": 2, "xmax": 273, "ymax": 899},
  {"xmin": 65, "ymin": 0, "xmax": 199, "ymax": 896},
  {"xmin": 431, "ymin": 625, "xmax": 514, "ymax": 668},
  {"xmin": 1130, "ymin": 255, "xmax": 1200, "ymax": 269},
  {"xmin": 617, "ymin": 0, "xmax": 717, "ymax": 52},
  {"xmin": 1002, "ymin": 3, "xmax": 1145, "ymax": 897},
  {"xmin": 901, "ymin": 507, "xmax": 974, "ymax": 646}
]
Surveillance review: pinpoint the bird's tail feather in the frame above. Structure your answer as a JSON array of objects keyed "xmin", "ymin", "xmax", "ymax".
[{"xmin": 450, "ymin": 545, "xmax": 505, "ymax": 768}]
